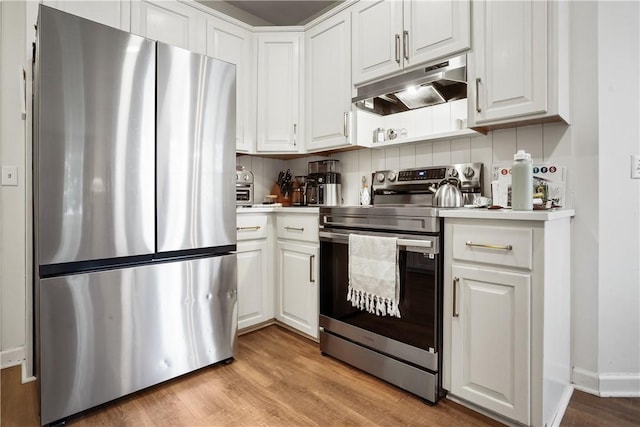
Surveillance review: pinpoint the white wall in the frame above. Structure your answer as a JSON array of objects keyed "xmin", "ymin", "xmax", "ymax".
[
  {"xmin": 569, "ymin": 0, "xmax": 601, "ymax": 390},
  {"xmin": 595, "ymin": 1, "xmax": 640, "ymax": 396},
  {"xmin": 0, "ymin": 0, "xmax": 27, "ymax": 368}
]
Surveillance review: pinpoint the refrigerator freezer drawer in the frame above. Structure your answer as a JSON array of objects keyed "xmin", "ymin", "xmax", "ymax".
[
  {"xmin": 38, "ymin": 254, "xmax": 237, "ymax": 424},
  {"xmin": 156, "ymin": 42, "xmax": 237, "ymax": 253},
  {"xmin": 36, "ymin": 6, "xmax": 156, "ymax": 265}
]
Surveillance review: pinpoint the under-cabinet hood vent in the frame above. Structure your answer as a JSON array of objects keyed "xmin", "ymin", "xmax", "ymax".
[{"xmin": 353, "ymin": 55, "xmax": 467, "ymax": 116}]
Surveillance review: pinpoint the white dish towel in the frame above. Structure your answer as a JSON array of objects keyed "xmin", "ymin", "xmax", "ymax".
[{"xmin": 348, "ymin": 234, "xmax": 401, "ymax": 318}]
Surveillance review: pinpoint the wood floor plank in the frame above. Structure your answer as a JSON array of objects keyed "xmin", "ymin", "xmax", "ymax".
[
  {"xmin": 561, "ymin": 389, "xmax": 640, "ymax": 427},
  {"xmin": 2, "ymin": 325, "xmax": 638, "ymax": 426}
]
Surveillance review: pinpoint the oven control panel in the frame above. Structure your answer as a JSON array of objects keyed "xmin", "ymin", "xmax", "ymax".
[
  {"xmin": 371, "ymin": 163, "xmax": 483, "ymax": 206},
  {"xmin": 397, "ymin": 167, "xmax": 448, "ymax": 182},
  {"xmin": 374, "ymin": 166, "xmax": 455, "ymax": 187},
  {"xmin": 374, "ymin": 164, "xmax": 482, "ymax": 187}
]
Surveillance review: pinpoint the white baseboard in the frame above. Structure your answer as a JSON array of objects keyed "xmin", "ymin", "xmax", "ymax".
[
  {"xmin": 1, "ymin": 346, "xmax": 25, "ymax": 369},
  {"xmin": 599, "ymin": 374, "xmax": 640, "ymax": 397},
  {"xmin": 549, "ymin": 385, "xmax": 574, "ymax": 427},
  {"xmin": 1, "ymin": 347, "xmax": 35, "ymax": 384},
  {"xmin": 572, "ymin": 367, "xmax": 640, "ymax": 397}
]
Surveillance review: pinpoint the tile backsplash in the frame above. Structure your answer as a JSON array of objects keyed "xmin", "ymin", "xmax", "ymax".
[{"xmin": 238, "ymin": 122, "xmax": 573, "ymax": 208}]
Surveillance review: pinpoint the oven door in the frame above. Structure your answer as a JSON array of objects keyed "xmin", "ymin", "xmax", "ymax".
[
  {"xmin": 319, "ymin": 229, "xmax": 442, "ymax": 372},
  {"xmin": 236, "ymin": 185, "xmax": 253, "ymax": 206}
]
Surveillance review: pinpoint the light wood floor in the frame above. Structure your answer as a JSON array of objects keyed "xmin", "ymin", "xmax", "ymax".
[{"xmin": 1, "ymin": 325, "xmax": 639, "ymax": 426}]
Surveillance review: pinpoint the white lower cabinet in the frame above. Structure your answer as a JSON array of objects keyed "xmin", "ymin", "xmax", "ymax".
[
  {"xmin": 443, "ymin": 215, "xmax": 573, "ymax": 427},
  {"xmin": 236, "ymin": 213, "xmax": 273, "ymax": 331},
  {"xmin": 276, "ymin": 240, "xmax": 319, "ymax": 339},
  {"xmin": 275, "ymin": 212, "xmax": 319, "ymax": 339},
  {"xmin": 236, "ymin": 209, "xmax": 319, "ymax": 340},
  {"xmin": 237, "ymin": 240, "xmax": 273, "ymax": 330},
  {"xmin": 450, "ymin": 264, "xmax": 530, "ymax": 424}
]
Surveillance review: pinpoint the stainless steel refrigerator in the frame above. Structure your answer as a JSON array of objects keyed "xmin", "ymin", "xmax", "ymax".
[{"xmin": 33, "ymin": 6, "xmax": 237, "ymax": 424}]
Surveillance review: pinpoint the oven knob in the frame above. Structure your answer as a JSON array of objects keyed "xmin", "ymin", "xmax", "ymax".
[
  {"xmin": 463, "ymin": 167, "xmax": 475, "ymax": 179},
  {"xmin": 387, "ymin": 172, "xmax": 397, "ymax": 182},
  {"xmin": 376, "ymin": 173, "xmax": 385, "ymax": 183},
  {"xmin": 449, "ymin": 169, "xmax": 459, "ymax": 178}
]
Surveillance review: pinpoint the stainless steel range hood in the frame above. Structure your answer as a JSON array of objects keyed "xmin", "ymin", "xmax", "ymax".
[{"xmin": 353, "ymin": 55, "xmax": 467, "ymax": 116}]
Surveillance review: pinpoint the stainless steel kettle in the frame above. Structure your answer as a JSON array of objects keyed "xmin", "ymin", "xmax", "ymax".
[{"xmin": 433, "ymin": 177, "xmax": 463, "ymax": 207}]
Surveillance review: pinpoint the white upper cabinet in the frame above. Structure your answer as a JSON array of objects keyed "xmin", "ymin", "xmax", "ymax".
[
  {"xmin": 131, "ymin": 0, "xmax": 206, "ymax": 54},
  {"xmin": 352, "ymin": 0, "xmax": 470, "ymax": 86},
  {"xmin": 305, "ymin": 10, "xmax": 352, "ymax": 152},
  {"xmin": 467, "ymin": 0, "xmax": 569, "ymax": 130},
  {"xmin": 403, "ymin": 0, "xmax": 470, "ymax": 68},
  {"xmin": 206, "ymin": 17, "xmax": 256, "ymax": 153},
  {"xmin": 43, "ymin": 0, "xmax": 131, "ymax": 30},
  {"xmin": 352, "ymin": 0, "xmax": 403, "ymax": 85},
  {"xmin": 256, "ymin": 32, "xmax": 303, "ymax": 153}
]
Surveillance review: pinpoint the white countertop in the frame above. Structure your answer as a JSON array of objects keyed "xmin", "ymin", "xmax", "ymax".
[
  {"xmin": 438, "ymin": 207, "xmax": 575, "ymax": 221},
  {"xmin": 238, "ymin": 205, "xmax": 574, "ymax": 221},
  {"xmin": 237, "ymin": 205, "xmax": 320, "ymax": 214}
]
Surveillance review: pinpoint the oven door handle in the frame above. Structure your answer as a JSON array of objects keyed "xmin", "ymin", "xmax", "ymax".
[{"xmin": 319, "ymin": 231, "xmax": 435, "ymax": 252}]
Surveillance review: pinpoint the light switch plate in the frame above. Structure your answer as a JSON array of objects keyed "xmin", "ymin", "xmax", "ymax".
[
  {"xmin": 632, "ymin": 155, "xmax": 640, "ymax": 179},
  {"xmin": 1, "ymin": 166, "xmax": 18, "ymax": 186}
]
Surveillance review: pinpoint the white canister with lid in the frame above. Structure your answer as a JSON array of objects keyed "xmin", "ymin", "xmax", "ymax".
[{"xmin": 511, "ymin": 150, "xmax": 533, "ymax": 210}]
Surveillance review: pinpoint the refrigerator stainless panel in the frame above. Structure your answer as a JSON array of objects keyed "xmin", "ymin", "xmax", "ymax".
[
  {"xmin": 36, "ymin": 6, "xmax": 156, "ymax": 266},
  {"xmin": 156, "ymin": 43, "xmax": 237, "ymax": 253},
  {"xmin": 39, "ymin": 255, "xmax": 237, "ymax": 425}
]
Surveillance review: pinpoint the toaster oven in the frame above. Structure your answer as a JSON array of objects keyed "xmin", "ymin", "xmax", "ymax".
[{"xmin": 236, "ymin": 169, "xmax": 254, "ymax": 206}]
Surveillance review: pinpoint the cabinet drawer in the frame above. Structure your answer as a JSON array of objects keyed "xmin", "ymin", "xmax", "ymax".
[
  {"xmin": 236, "ymin": 214, "xmax": 268, "ymax": 241},
  {"xmin": 277, "ymin": 214, "xmax": 319, "ymax": 243},
  {"xmin": 452, "ymin": 224, "xmax": 532, "ymax": 270}
]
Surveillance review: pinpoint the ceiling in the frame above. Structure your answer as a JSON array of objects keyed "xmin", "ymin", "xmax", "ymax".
[{"xmin": 196, "ymin": 0, "xmax": 342, "ymax": 26}]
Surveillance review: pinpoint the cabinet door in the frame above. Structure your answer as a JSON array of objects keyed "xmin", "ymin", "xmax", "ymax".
[
  {"xmin": 450, "ymin": 264, "xmax": 530, "ymax": 424},
  {"xmin": 207, "ymin": 18, "xmax": 256, "ymax": 153},
  {"xmin": 43, "ymin": 0, "xmax": 131, "ymax": 30},
  {"xmin": 352, "ymin": 0, "xmax": 403, "ymax": 85},
  {"xmin": 306, "ymin": 11, "xmax": 352, "ymax": 152},
  {"xmin": 468, "ymin": 0, "xmax": 547, "ymax": 125},
  {"xmin": 403, "ymin": 0, "xmax": 470, "ymax": 68},
  {"xmin": 131, "ymin": 0, "xmax": 205, "ymax": 53},
  {"xmin": 256, "ymin": 33, "xmax": 301, "ymax": 152},
  {"xmin": 237, "ymin": 240, "xmax": 273, "ymax": 330},
  {"xmin": 276, "ymin": 240, "xmax": 319, "ymax": 339}
]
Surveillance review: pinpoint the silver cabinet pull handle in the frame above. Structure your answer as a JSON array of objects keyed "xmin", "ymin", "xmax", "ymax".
[
  {"xmin": 453, "ymin": 277, "xmax": 459, "ymax": 317},
  {"xmin": 475, "ymin": 78, "xmax": 482, "ymax": 113},
  {"xmin": 466, "ymin": 241, "xmax": 513, "ymax": 251},
  {"xmin": 309, "ymin": 254, "xmax": 315, "ymax": 283},
  {"xmin": 403, "ymin": 30, "xmax": 409, "ymax": 61},
  {"xmin": 395, "ymin": 34, "xmax": 401, "ymax": 64},
  {"xmin": 285, "ymin": 226, "xmax": 304, "ymax": 232},
  {"xmin": 293, "ymin": 123, "xmax": 297, "ymax": 146},
  {"xmin": 237, "ymin": 226, "xmax": 261, "ymax": 231},
  {"xmin": 343, "ymin": 112, "xmax": 349, "ymax": 137}
]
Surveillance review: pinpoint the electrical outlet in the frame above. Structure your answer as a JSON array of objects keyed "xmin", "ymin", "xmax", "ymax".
[
  {"xmin": 632, "ymin": 155, "xmax": 640, "ymax": 179},
  {"xmin": 1, "ymin": 166, "xmax": 18, "ymax": 186}
]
